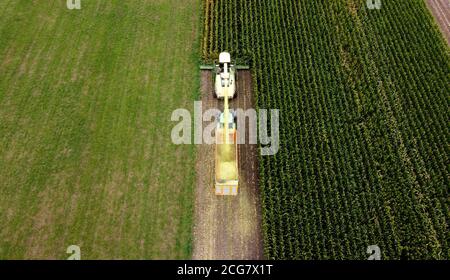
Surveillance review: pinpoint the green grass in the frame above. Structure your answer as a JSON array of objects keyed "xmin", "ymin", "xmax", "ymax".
[{"xmin": 0, "ymin": 0, "xmax": 200, "ymax": 259}]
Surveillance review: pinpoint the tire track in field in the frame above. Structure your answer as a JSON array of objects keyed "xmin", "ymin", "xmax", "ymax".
[
  {"xmin": 192, "ymin": 70, "xmax": 264, "ymax": 260},
  {"xmin": 426, "ymin": 0, "xmax": 450, "ymax": 45}
]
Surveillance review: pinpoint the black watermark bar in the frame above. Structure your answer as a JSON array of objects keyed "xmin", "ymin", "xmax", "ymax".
[{"xmin": 0, "ymin": 260, "xmax": 447, "ymax": 279}]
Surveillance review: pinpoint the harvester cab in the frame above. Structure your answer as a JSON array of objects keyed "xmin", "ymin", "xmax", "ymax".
[{"xmin": 214, "ymin": 52, "xmax": 236, "ymax": 99}]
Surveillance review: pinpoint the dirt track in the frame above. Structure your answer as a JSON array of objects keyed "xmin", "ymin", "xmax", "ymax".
[
  {"xmin": 426, "ymin": 0, "xmax": 450, "ymax": 45},
  {"xmin": 192, "ymin": 71, "xmax": 264, "ymax": 260}
]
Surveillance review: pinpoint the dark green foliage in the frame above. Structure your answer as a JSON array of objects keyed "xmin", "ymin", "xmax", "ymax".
[{"xmin": 202, "ymin": 0, "xmax": 450, "ymax": 259}]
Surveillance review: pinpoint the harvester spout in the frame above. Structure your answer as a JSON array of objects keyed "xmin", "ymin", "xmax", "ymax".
[{"xmin": 223, "ymin": 86, "xmax": 229, "ymax": 144}]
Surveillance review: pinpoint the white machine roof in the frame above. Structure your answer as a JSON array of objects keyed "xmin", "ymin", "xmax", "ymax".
[
  {"xmin": 219, "ymin": 52, "xmax": 231, "ymax": 63},
  {"xmin": 219, "ymin": 112, "xmax": 234, "ymax": 124},
  {"xmin": 221, "ymin": 72, "xmax": 230, "ymax": 79}
]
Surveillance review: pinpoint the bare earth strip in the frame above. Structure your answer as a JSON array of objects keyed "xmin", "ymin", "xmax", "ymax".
[
  {"xmin": 193, "ymin": 71, "xmax": 264, "ymax": 260},
  {"xmin": 426, "ymin": 0, "xmax": 450, "ymax": 45}
]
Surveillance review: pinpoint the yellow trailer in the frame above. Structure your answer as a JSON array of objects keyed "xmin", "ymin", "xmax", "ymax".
[{"xmin": 215, "ymin": 122, "xmax": 238, "ymax": 195}]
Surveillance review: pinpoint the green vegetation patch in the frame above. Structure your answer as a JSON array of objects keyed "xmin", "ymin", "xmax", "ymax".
[{"xmin": 0, "ymin": 0, "xmax": 200, "ymax": 259}]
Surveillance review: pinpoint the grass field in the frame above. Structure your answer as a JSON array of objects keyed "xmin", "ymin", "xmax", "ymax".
[
  {"xmin": 0, "ymin": 0, "xmax": 200, "ymax": 259},
  {"xmin": 203, "ymin": 0, "xmax": 450, "ymax": 259}
]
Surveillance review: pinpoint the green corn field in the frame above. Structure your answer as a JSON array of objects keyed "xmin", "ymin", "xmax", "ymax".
[{"xmin": 202, "ymin": 0, "xmax": 449, "ymax": 260}]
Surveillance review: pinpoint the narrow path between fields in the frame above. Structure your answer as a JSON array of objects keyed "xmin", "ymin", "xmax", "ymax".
[
  {"xmin": 426, "ymin": 0, "xmax": 450, "ymax": 45},
  {"xmin": 192, "ymin": 71, "xmax": 264, "ymax": 260}
]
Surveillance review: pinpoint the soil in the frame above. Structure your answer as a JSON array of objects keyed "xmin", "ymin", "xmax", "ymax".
[{"xmin": 426, "ymin": 0, "xmax": 450, "ymax": 45}]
